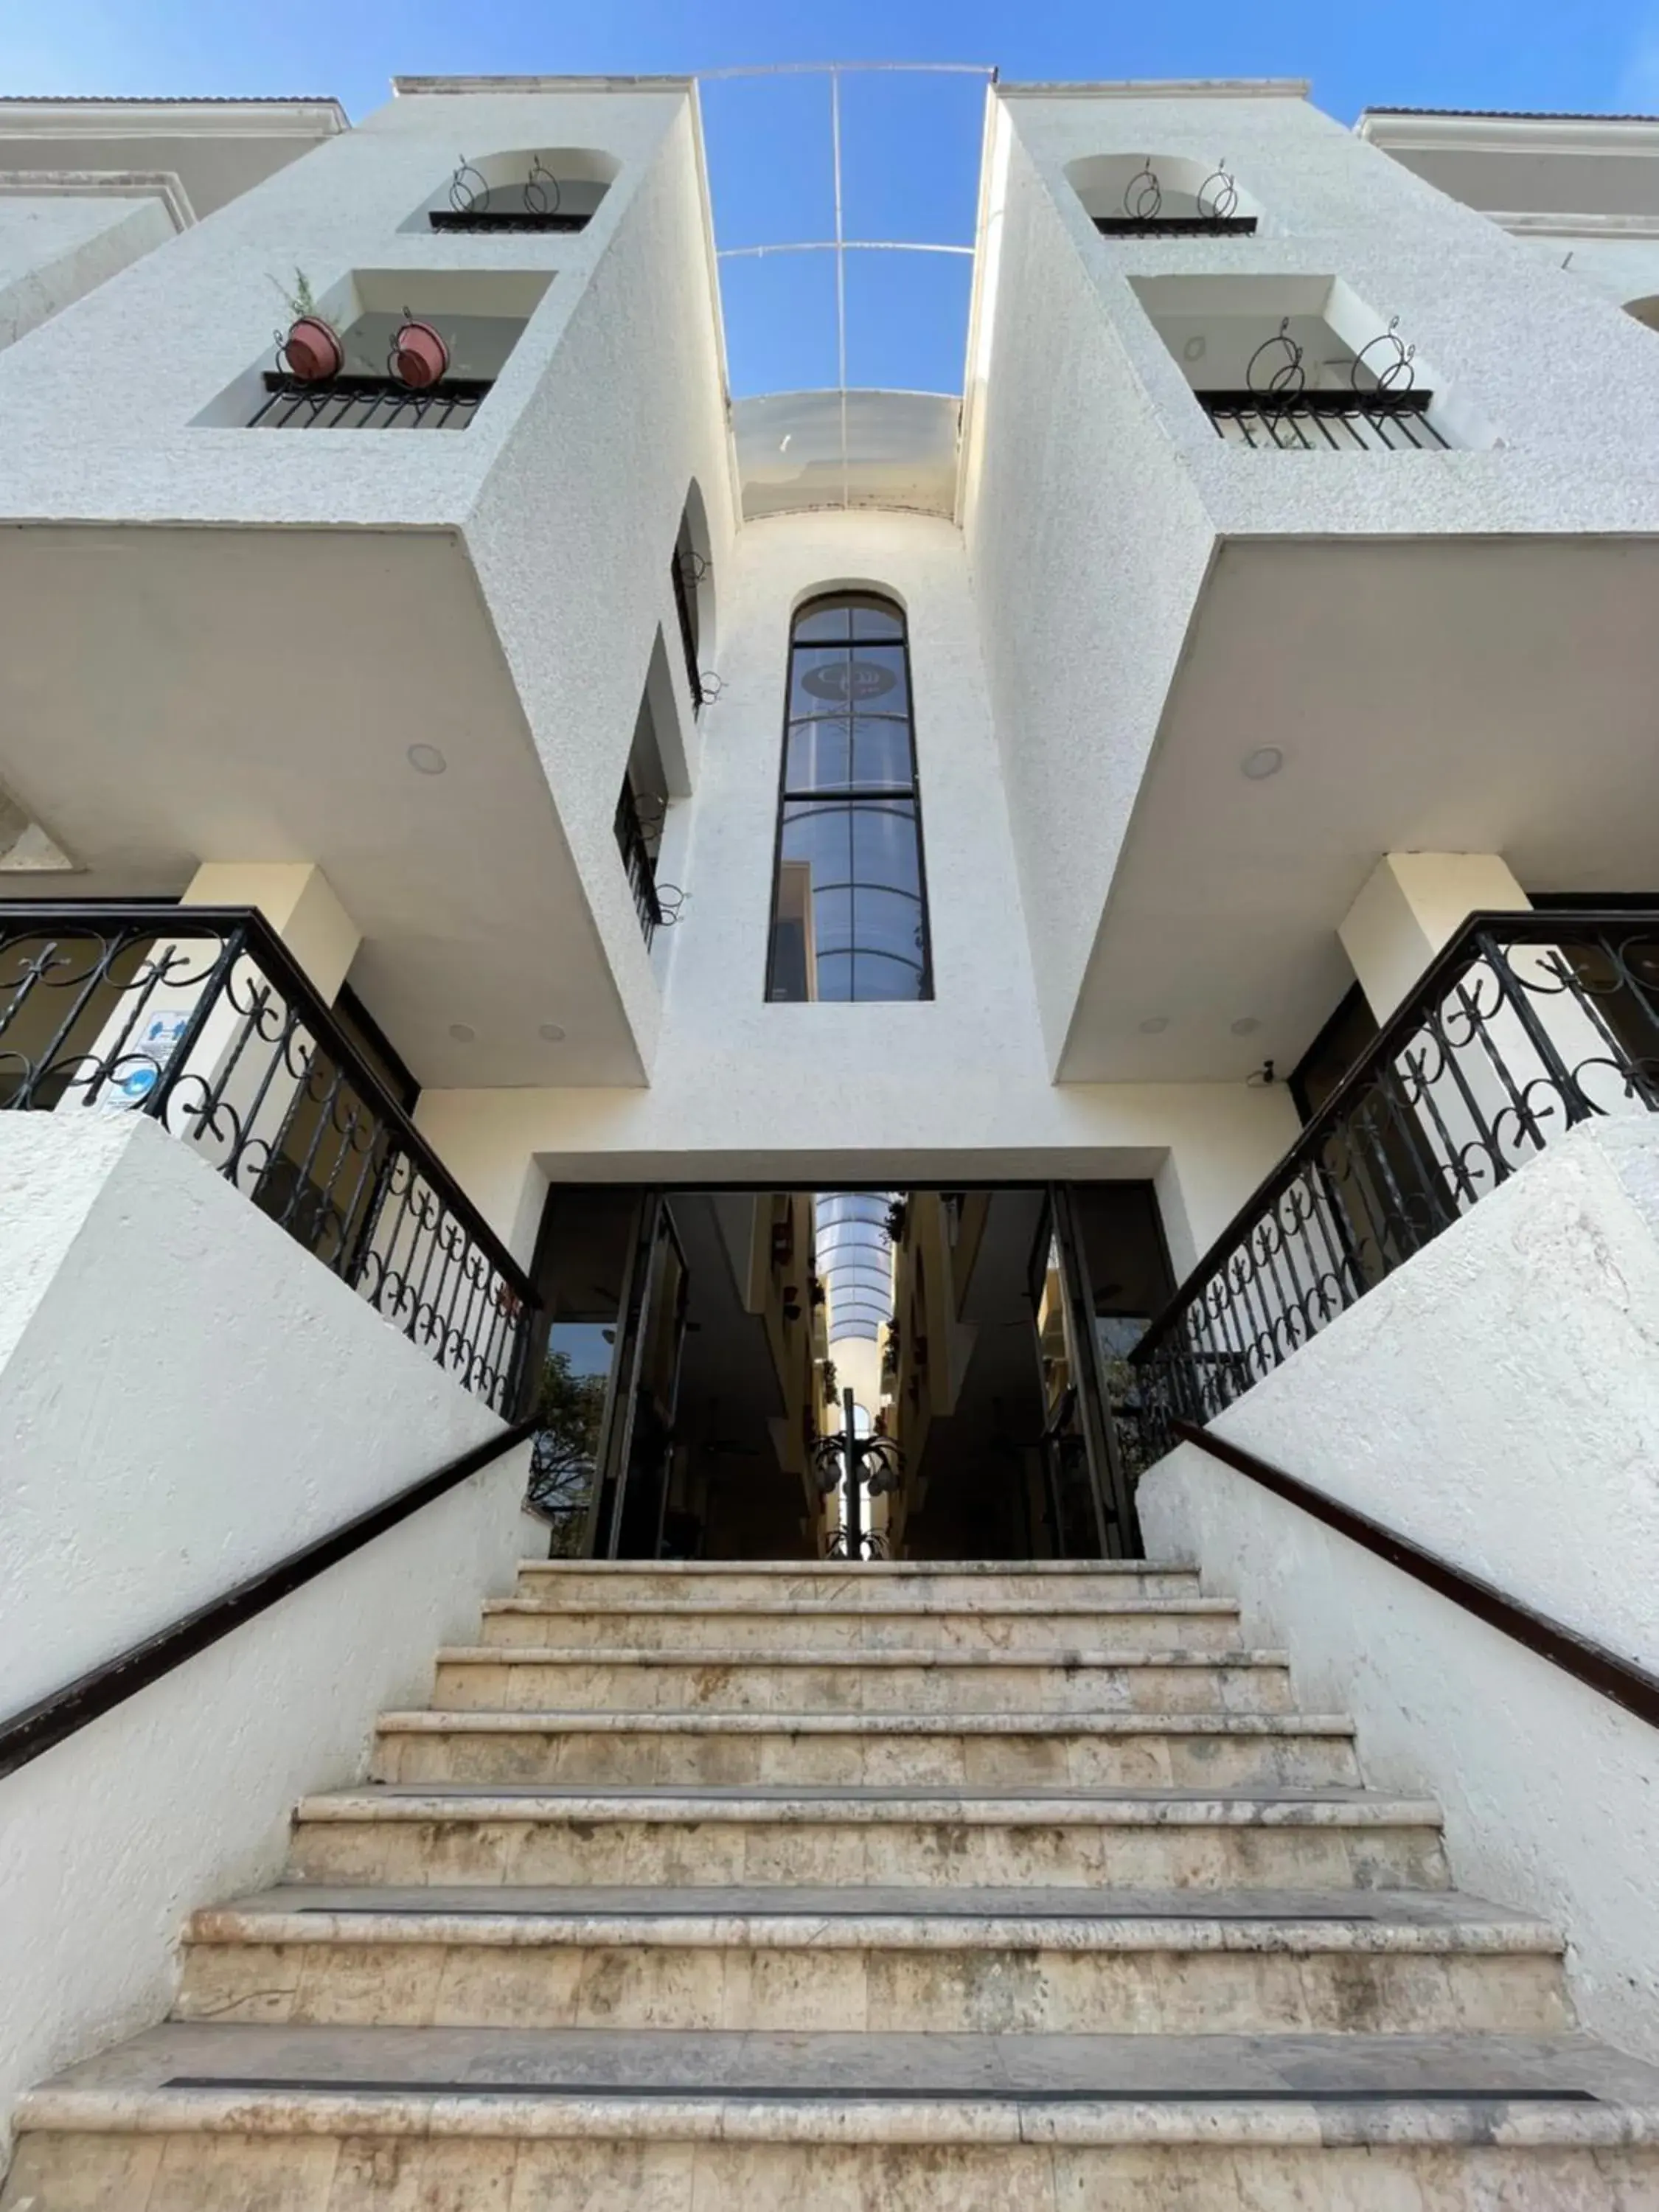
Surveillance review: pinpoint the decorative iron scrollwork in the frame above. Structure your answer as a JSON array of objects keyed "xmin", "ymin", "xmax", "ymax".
[
  {"xmin": 448, "ymin": 157, "xmax": 487, "ymax": 215},
  {"xmin": 524, "ymin": 156, "xmax": 560, "ymax": 218},
  {"xmin": 696, "ymin": 670, "xmax": 724, "ymax": 705},
  {"xmin": 1122, "ymin": 159, "xmax": 1162, "ymax": 222},
  {"xmin": 1196, "ymin": 161, "xmax": 1239, "ymax": 222},
  {"xmin": 1352, "ymin": 314, "xmax": 1418, "ymax": 397},
  {"xmin": 1247, "ymin": 317, "xmax": 1307, "ymax": 400}
]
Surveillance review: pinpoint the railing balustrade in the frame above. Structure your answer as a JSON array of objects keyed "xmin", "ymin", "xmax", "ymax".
[
  {"xmin": 613, "ymin": 780, "xmax": 666, "ymax": 945},
  {"xmin": 1202, "ymin": 389, "xmax": 1448, "ymax": 451},
  {"xmin": 249, "ymin": 374, "xmax": 490, "ymax": 432},
  {"xmin": 670, "ymin": 551, "xmax": 707, "ymax": 712},
  {"xmin": 0, "ymin": 904, "xmax": 537, "ymax": 1411},
  {"xmin": 1130, "ymin": 909, "xmax": 1659, "ymax": 1460}
]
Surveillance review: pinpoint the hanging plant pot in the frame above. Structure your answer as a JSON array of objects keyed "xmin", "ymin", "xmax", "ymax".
[
  {"xmin": 284, "ymin": 315, "xmax": 344, "ymax": 383},
  {"xmin": 390, "ymin": 319, "xmax": 449, "ymax": 391}
]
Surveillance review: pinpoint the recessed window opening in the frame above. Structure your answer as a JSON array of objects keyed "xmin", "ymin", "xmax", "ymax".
[
  {"xmin": 766, "ymin": 591, "xmax": 932, "ymax": 1004},
  {"xmin": 1068, "ymin": 153, "xmax": 1260, "ymax": 237},
  {"xmin": 1130, "ymin": 273, "xmax": 1464, "ymax": 452},
  {"xmin": 616, "ymin": 682, "xmax": 675, "ymax": 947},
  {"xmin": 231, "ymin": 268, "xmax": 553, "ymax": 433},
  {"xmin": 424, "ymin": 147, "xmax": 618, "ymax": 233}
]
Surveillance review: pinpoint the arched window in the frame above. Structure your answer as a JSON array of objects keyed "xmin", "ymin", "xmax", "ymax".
[{"xmin": 766, "ymin": 593, "xmax": 932, "ymax": 1004}]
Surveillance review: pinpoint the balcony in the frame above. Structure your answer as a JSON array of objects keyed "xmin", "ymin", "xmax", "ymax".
[
  {"xmin": 0, "ymin": 903, "xmax": 539, "ymax": 1408},
  {"xmin": 1124, "ymin": 908, "xmax": 1659, "ymax": 1458}
]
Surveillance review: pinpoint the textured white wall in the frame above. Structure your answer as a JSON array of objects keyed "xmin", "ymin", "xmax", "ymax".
[
  {"xmin": 0, "ymin": 193, "xmax": 174, "ymax": 352},
  {"xmin": 0, "ymin": 1113, "xmax": 534, "ymax": 2149},
  {"xmin": 414, "ymin": 507, "xmax": 1300, "ymax": 1267},
  {"xmin": 965, "ymin": 86, "xmax": 1659, "ymax": 1069},
  {"xmin": 1140, "ymin": 1114, "xmax": 1659, "ymax": 2062}
]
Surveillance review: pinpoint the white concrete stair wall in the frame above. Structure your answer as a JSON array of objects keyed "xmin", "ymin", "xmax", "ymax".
[
  {"xmin": 0, "ymin": 1113, "xmax": 534, "ymax": 2146},
  {"xmin": 1141, "ymin": 1115, "xmax": 1659, "ymax": 2070},
  {"xmin": 5, "ymin": 1556, "xmax": 1659, "ymax": 2208}
]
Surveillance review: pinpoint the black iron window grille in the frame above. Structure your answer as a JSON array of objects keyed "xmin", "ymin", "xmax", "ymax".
[
  {"xmin": 1203, "ymin": 313, "xmax": 1448, "ymax": 452},
  {"xmin": 1094, "ymin": 159, "xmax": 1256, "ymax": 237},
  {"xmin": 1127, "ymin": 910, "xmax": 1659, "ymax": 1461},
  {"xmin": 430, "ymin": 157, "xmax": 592, "ymax": 233},
  {"xmin": 765, "ymin": 592, "xmax": 933, "ymax": 1004},
  {"xmin": 0, "ymin": 904, "xmax": 538, "ymax": 1411},
  {"xmin": 615, "ymin": 779, "xmax": 667, "ymax": 946},
  {"xmin": 670, "ymin": 549, "xmax": 721, "ymax": 712},
  {"xmin": 249, "ymin": 374, "xmax": 490, "ymax": 432},
  {"xmin": 1203, "ymin": 391, "xmax": 1448, "ymax": 451}
]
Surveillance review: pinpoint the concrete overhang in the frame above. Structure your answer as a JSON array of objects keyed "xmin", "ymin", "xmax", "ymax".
[
  {"xmin": 1058, "ymin": 532, "xmax": 1659, "ymax": 1082},
  {"xmin": 0, "ymin": 523, "xmax": 647, "ymax": 1091},
  {"xmin": 0, "ymin": 99, "xmax": 349, "ymax": 220},
  {"xmin": 1357, "ymin": 109, "xmax": 1659, "ymax": 223}
]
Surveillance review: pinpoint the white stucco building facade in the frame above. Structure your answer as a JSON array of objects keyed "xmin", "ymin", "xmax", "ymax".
[{"xmin": 5, "ymin": 67, "xmax": 1659, "ymax": 2207}]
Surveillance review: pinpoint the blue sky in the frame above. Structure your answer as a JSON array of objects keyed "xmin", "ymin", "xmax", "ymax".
[{"xmin": 7, "ymin": 0, "xmax": 1659, "ymax": 394}]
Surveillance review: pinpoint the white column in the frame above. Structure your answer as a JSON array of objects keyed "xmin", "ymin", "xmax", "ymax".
[
  {"xmin": 181, "ymin": 862, "xmax": 360, "ymax": 1000},
  {"xmin": 1339, "ymin": 852, "xmax": 1530, "ymax": 1022}
]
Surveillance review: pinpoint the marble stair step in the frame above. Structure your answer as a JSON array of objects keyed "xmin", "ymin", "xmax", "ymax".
[
  {"xmin": 476, "ymin": 1596, "xmax": 1244, "ymax": 1655},
  {"xmin": 286, "ymin": 1784, "xmax": 1450, "ymax": 1891},
  {"xmin": 430, "ymin": 1646, "xmax": 1298, "ymax": 1716},
  {"xmin": 175, "ymin": 1884, "xmax": 1571, "ymax": 2036},
  {"xmin": 515, "ymin": 1559, "xmax": 1203, "ymax": 1606},
  {"xmin": 10, "ymin": 2023, "xmax": 1659, "ymax": 2212},
  {"xmin": 372, "ymin": 1706, "xmax": 1362, "ymax": 1789}
]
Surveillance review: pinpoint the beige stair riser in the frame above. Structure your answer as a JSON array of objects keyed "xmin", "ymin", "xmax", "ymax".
[
  {"xmin": 476, "ymin": 1607, "xmax": 1243, "ymax": 1655},
  {"xmin": 515, "ymin": 1569, "xmax": 1203, "ymax": 1606},
  {"xmin": 7, "ymin": 2129, "xmax": 1653, "ymax": 2212},
  {"xmin": 287, "ymin": 1816, "xmax": 1450, "ymax": 1891},
  {"xmin": 174, "ymin": 1935, "xmax": 1571, "ymax": 2036},
  {"xmin": 430, "ymin": 1657, "xmax": 1296, "ymax": 1717},
  {"xmin": 372, "ymin": 1725, "xmax": 1361, "ymax": 1791}
]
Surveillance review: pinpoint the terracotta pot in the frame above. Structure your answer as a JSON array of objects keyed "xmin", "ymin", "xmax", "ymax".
[
  {"xmin": 284, "ymin": 314, "xmax": 343, "ymax": 383},
  {"xmin": 390, "ymin": 319, "xmax": 449, "ymax": 391}
]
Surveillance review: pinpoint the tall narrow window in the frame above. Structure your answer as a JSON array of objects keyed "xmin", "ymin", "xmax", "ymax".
[{"xmin": 767, "ymin": 592, "xmax": 932, "ymax": 1003}]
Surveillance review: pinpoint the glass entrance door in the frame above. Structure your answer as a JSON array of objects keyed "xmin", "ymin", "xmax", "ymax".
[
  {"xmin": 1029, "ymin": 1186, "xmax": 1140, "ymax": 1557},
  {"xmin": 597, "ymin": 1197, "xmax": 692, "ymax": 1559}
]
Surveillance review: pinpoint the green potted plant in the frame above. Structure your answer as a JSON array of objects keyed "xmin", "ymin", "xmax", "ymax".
[{"xmin": 271, "ymin": 268, "xmax": 343, "ymax": 384}]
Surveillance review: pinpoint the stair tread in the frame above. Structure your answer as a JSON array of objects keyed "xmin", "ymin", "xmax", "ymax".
[
  {"xmin": 484, "ymin": 1597, "xmax": 1238, "ymax": 1617},
  {"xmin": 193, "ymin": 1883, "xmax": 1559, "ymax": 1949},
  {"xmin": 378, "ymin": 1708, "xmax": 1353, "ymax": 1735},
  {"xmin": 434, "ymin": 1645, "xmax": 1290, "ymax": 1666},
  {"xmin": 27, "ymin": 2023, "xmax": 1659, "ymax": 2126},
  {"xmin": 516, "ymin": 1560, "xmax": 1196, "ymax": 1577},
  {"xmin": 298, "ymin": 1784, "xmax": 1439, "ymax": 1824}
]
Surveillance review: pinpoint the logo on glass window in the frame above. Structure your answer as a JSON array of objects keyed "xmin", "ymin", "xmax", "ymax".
[{"xmin": 801, "ymin": 656, "xmax": 897, "ymax": 703}]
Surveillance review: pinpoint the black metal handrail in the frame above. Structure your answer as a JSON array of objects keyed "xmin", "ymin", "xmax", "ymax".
[
  {"xmin": 1130, "ymin": 908, "xmax": 1659, "ymax": 1458},
  {"xmin": 0, "ymin": 903, "xmax": 538, "ymax": 1411},
  {"xmin": 614, "ymin": 781, "xmax": 665, "ymax": 945},
  {"xmin": 1175, "ymin": 1422, "xmax": 1659, "ymax": 1733},
  {"xmin": 1094, "ymin": 215, "xmax": 1257, "ymax": 237},
  {"xmin": 0, "ymin": 1419, "xmax": 537, "ymax": 1783}
]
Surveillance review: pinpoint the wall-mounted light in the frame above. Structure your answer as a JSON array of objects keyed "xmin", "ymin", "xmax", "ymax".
[
  {"xmin": 1241, "ymin": 745, "xmax": 1284, "ymax": 781},
  {"xmin": 1138, "ymin": 1015, "xmax": 1170, "ymax": 1034},
  {"xmin": 407, "ymin": 743, "xmax": 447, "ymax": 775},
  {"xmin": 448, "ymin": 1022, "xmax": 476, "ymax": 1043}
]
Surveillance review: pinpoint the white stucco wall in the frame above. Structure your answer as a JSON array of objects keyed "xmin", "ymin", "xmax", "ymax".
[
  {"xmin": 412, "ymin": 507, "xmax": 1300, "ymax": 1267},
  {"xmin": 0, "ymin": 1113, "xmax": 535, "ymax": 2141},
  {"xmin": 1139, "ymin": 1113, "xmax": 1659, "ymax": 2062},
  {"xmin": 0, "ymin": 192, "xmax": 175, "ymax": 352},
  {"xmin": 964, "ymin": 86, "xmax": 1659, "ymax": 1070}
]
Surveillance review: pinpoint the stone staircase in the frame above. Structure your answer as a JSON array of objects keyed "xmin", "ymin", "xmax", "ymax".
[{"xmin": 7, "ymin": 1559, "xmax": 1659, "ymax": 2208}]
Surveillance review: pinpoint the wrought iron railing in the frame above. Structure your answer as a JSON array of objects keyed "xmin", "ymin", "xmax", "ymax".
[
  {"xmin": 249, "ymin": 374, "xmax": 490, "ymax": 431},
  {"xmin": 1130, "ymin": 910, "xmax": 1659, "ymax": 1460},
  {"xmin": 614, "ymin": 780, "xmax": 665, "ymax": 945},
  {"xmin": 1202, "ymin": 389, "xmax": 1448, "ymax": 451},
  {"xmin": 1095, "ymin": 215, "xmax": 1256, "ymax": 237},
  {"xmin": 0, "ymin": 905, "xmax": 538, "ymax": 1411}
]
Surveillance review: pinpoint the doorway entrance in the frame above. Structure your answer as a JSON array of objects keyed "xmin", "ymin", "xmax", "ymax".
[{"xmin": 521, "ymin": 1182, "xmax": 1173, "ymax": 1564}]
